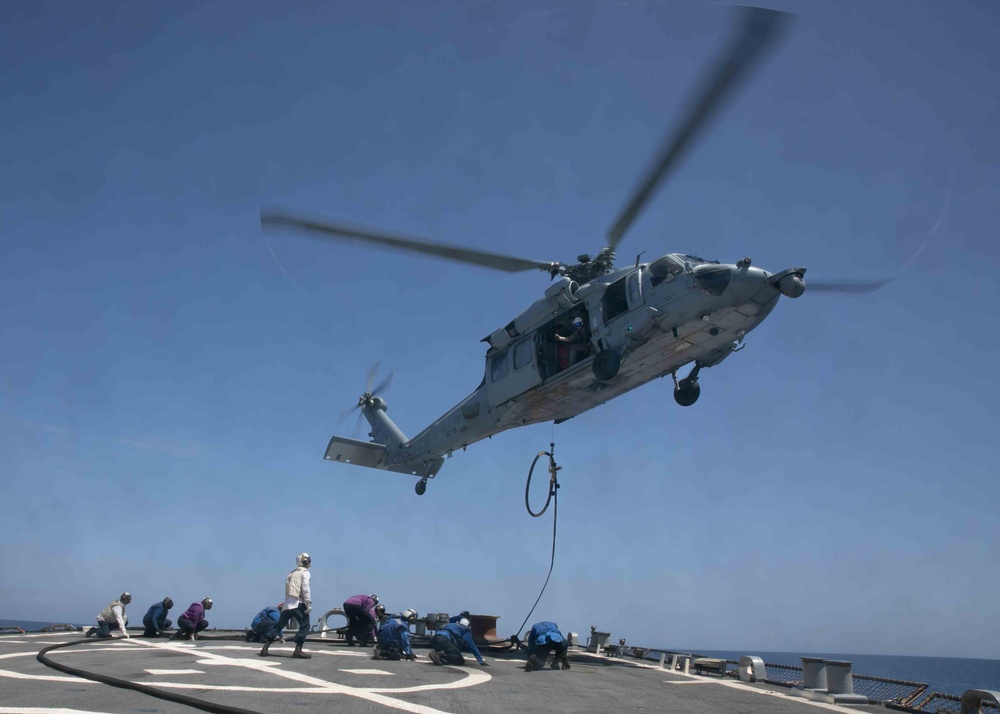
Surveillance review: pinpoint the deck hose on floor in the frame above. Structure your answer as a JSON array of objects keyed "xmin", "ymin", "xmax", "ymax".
[{"xmin": 37, "ymin": 638, "xmax": 265, "ymax": 714}]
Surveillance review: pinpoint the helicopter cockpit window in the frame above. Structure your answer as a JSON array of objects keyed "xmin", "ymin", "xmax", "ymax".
[
  {"xmin": 601, "ymin": 277, "xmax": 629, "ymax": 323},
  {"xmin": 490, "ymin": 352, "xmax": 509, "ymax": 382},
  {"xmin": 695, "ymin": 266, "xmax": 731, "ymax": 297},
  {"xmin": 648, "ymin": 256, "xmax": 684, "ymax": 287}
]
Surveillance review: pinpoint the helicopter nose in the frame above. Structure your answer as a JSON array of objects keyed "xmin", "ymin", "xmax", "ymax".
[{"xmin": 722, "ymin": 264, "xmax": 771, "ymax": 302}]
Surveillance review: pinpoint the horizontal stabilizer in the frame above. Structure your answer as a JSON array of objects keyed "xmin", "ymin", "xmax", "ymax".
[
  {"xmin": 324, "ymin": 436, "xmax": 388, "ymax": 470},
  {"xmin": 324, "ymin": 436, "xmax": 444, "ymax": 479}
]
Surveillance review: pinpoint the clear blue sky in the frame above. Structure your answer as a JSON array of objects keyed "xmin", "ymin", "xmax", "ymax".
[{"xmin": 2, "ymin": 1, "xmax": 997, "ymax": 661}]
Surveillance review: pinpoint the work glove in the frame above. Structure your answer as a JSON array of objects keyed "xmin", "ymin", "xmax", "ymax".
[{"xmin": 121, "ymin": 633, "xmax": 130, "ymax": 639}]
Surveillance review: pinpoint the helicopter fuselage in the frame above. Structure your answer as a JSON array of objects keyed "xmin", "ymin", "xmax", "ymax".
[{"xmin": 327, "ymin": 254, "xmax": 806, "ymax": 481}]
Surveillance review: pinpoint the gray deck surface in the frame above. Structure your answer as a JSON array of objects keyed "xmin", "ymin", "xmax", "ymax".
[{"xmin": 0, "ymin": 631, "xmax": 884, "ymax": 714}]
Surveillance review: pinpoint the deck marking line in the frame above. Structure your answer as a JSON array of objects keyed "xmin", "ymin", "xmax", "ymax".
[
  {"xmin": 0, "ymin": 707, "xmax": 114, "ymax": 714},
  {"xmin": 128, "ymin": 638, "xmax": 480, "ymax": 714},
  {"xmin": 339, "ymin": 668, "xmax": 395, "ymax": 675},
  {"xmin": 145, "ymin": 668, "xmax": 205, "ymax": 675}
]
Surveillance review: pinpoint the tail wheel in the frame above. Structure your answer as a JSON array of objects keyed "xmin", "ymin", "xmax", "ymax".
[
  {"xmin": 673, "ymin": 378, "xmax": 700, "ymax": 406},
  {"xmin": 415, "ymin": 478, "xmax": 427, "ymax": 496}
]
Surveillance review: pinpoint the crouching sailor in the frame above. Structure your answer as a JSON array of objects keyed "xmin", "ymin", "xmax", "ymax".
[
  {"xmin": 142, "ymin": 597, "xmax": 174, "ymax": 637},
  {"xmin": 428, "ymin": 617, "xmax": 488, "ymax": 667},
  {"xmin": 373, "ymin": 609, "xmax": 418, "ymax": 661},
  {"xmin": 525, "ymin": 621, "xmax": 569, "ymax": 671},
  {"xmin": 259, "ymin": 552, "xmax": 312, "ymax": 659},
  {"xmin": 85, "ymin": 591, "xmax": 132, "ymax": 638},
  {"xmin": 247, "ymin": 603, "xmax": 283, "ymax": 643},
  {"xmin": 171, "ymin": 598, "xmax": 212, "ymax": 640}
]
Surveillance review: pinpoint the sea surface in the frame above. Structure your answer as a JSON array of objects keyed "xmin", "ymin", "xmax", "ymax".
[
  {"xmin": 678, "ymin": 648, "xmax": 1000, "ymax": 700},
  {"xmin": 3, "ymin": 620, "xmax": 996, "ymax": 699}
]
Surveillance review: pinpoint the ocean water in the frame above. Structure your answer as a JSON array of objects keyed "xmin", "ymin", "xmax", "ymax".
[{"xmin": 678, "ymin": 649, "xmax": 1000, "ymax": 699}]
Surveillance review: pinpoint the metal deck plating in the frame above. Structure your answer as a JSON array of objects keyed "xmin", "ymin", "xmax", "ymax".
[{"xmin": 0, "ymin": 631, "xmax": 891, "ymax": 714}]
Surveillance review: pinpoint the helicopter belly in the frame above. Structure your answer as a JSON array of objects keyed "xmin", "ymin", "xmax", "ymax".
[{"xmin": 493, "ymin": 289, "xmax": 780, "ymax": 428}]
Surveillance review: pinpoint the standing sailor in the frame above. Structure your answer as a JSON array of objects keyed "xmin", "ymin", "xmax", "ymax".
[
  {"xmin": 141, "ymin": 597, "xmax": 174, "ymax": 637},
  {"xmin": 259, "ymin": 552, "xmax": 312, "ymax": 659},
  {"xmin": 85, "ymin": 592, "xmax": 132, "ymax": 639}
]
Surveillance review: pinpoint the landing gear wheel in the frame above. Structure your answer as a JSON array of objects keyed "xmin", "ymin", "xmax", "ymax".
[
  {"xmin": 415, "ymin": 478, "xmax": 427, "ymax": 496},
  {"xmin": 592, "ymin": 349, "xmax": 621, "ymax": 382},
  {"xmin": 673, "ymin": 378, "xmax": 700, "ymax": 407}
]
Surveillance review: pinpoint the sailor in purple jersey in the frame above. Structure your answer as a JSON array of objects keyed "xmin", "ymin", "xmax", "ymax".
[
  {"xmin": 343, "ymin": 593, "xmax": 379, "ymax": 646},
  {"xmin": 171, "ymin": 598, "xmax": 212, "ymax": 640}
]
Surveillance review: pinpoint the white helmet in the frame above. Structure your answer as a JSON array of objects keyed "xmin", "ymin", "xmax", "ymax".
[
  {"xmin": 401, "ymin": 609, "xmax": 418, "ymax": 622},
  {"xmin": 120, "ymin": 592, "xmax": 132, "ymax": 604},
  {"xmin": 459, "ymin": 617, "xmax": 470, "ymax": 628},
  {"xmin": 297, "ymin": 552, "xmax": 311, "ymax": 567}
]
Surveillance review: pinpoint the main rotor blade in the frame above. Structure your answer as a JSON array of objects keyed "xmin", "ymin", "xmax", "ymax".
[
  {"xmin": 261, "ymin": 209, "xmax": 558, "ymax": 274},
  {"xmin": 808, "ymin": 279, "xmax": 894, "ymax": 294},
  {"xmin": 606, "ymin": 6, "xmax": 791, "ymax": 249}
]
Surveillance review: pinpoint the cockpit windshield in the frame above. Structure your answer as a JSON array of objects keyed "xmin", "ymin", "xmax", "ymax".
[
  {"xmin": 648, "ymin": 255, "xmax": 684, "ymax": 287},
  {"xmin": 694, "ymin": 266, "xmax": 731, "ymax": 297}
]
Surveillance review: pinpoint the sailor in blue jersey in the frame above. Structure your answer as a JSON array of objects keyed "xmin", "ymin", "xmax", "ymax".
[
  {"xmin": 448, "ymin": 610, "xmax": 471, "ymax": 624},
  {"xmin": 525, "ymin": 621, "xmax": 570, "ymax": 671},
  {"xmin": 428, "ymin": 618, "xmax": 488, "ymax": 666},
  {"xmin": 141, "ymin": 597, "xmax": 173, "ymax": 637},
  {"xmin": 247, "ymin": 603, "xmax": 283, "ymax": 643},
  {"xmin": 373, "ymin": 609, "xmax": 418, "ymax": 660}
]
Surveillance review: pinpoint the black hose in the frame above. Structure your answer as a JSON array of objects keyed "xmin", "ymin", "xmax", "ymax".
[
  {"xmin": 515, "ymin": 443, "xmax": 561, "ymax": 639},
  {"xmin": 37, "ymin": 638, "xmax": 265, "ymax": 714}
]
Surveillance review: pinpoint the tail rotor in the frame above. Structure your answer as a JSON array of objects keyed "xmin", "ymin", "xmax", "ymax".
[{"xmin": 338, "ymin": 363, "xmax": 394, "ymax": 439}]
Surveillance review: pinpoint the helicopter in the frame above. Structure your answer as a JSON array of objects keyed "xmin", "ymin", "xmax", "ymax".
[{"xmin": 261, "ymin": 7, "xmax": 890, "ymax": 496}]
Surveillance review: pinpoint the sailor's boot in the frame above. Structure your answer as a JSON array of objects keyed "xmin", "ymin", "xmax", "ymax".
[
  {"xmin": 84, "ymin": 627, "xmax": 96, "ymax": 638},
  {"xmin": 258, "ymin": 640, "xmax": 271, "ymax": 657},
  {"xmin": 561, "ymin": 654, "xmax": 571, "ymax": 670},
  {"xmin": 292, "ymin": 643, "xmax": 311, "ymax": 659}
]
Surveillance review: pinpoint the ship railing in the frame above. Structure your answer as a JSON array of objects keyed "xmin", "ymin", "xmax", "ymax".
[
  {"xmin": 638, "ymin": 652, "xmax": 931, "ymax": 706},
  {"xmin": 718, "ymin": 659, "xmax": 929, "ymax": 706},
  {"xmin": 894, "ymin": 691, "xmax": 1000, "ymax": 714}
]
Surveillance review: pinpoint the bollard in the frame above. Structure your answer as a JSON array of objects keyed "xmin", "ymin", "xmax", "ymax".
[
  {"xmin": 738, "ymin": 655, "xmax": 766, "ymax": 683},
  {"xmin": 961, "ymin": 689, "xmax": 1000, "ymax": 714},
  {"xmin": 682, "ymin": 656, "xmax": 691, "ymax": 675},
  {"xmin": 671, "ymin": 654, "xmax": 680, "ymax": 670},
  {"xmin": 659, "ymin": 653, "xmax": 666, "ymax": 669},
  {"xmin": 801, "ymin": 657, "xmax": 828, "ymax": 691},
  {"xmin": 825, "ymin": 660, "xmax": 855, "ymax": 695}
]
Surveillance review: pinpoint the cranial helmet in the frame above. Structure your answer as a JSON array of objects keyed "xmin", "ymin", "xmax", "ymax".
[
  {"xmin": 459, "ymin": 618, "xmax": 470, "ymax": 628},
  {"xmin": 120, "ymin": 592, "xmax": 132, "ymax": 604},
  {"xmin": 572, "ymin": 317, "xmax": 584, "ymax": 328},
  {"xmin": 369, "ymin": 594, "xmax": 379, "ymax": 604},
  {"xmin": 375, "ymin": 604, "xmax": 386, "ymax": 615},
  {"xmin": 202, "ymin": 598, "xmax": 213, "ymax": 609},
  {"xmin": 277, "ymin": 602, "xmax": 285, "ymax": 610},
  {"xmin": 297, "ymin": 552, "xmax": 311, "ymax": 567},
  {"xmin": 163, "ymin": 597, "xmax": 174, "ymax": 609},
  {"xmin": 401, "ymin": 609, "xmax": 418, "ymax": 622}
]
